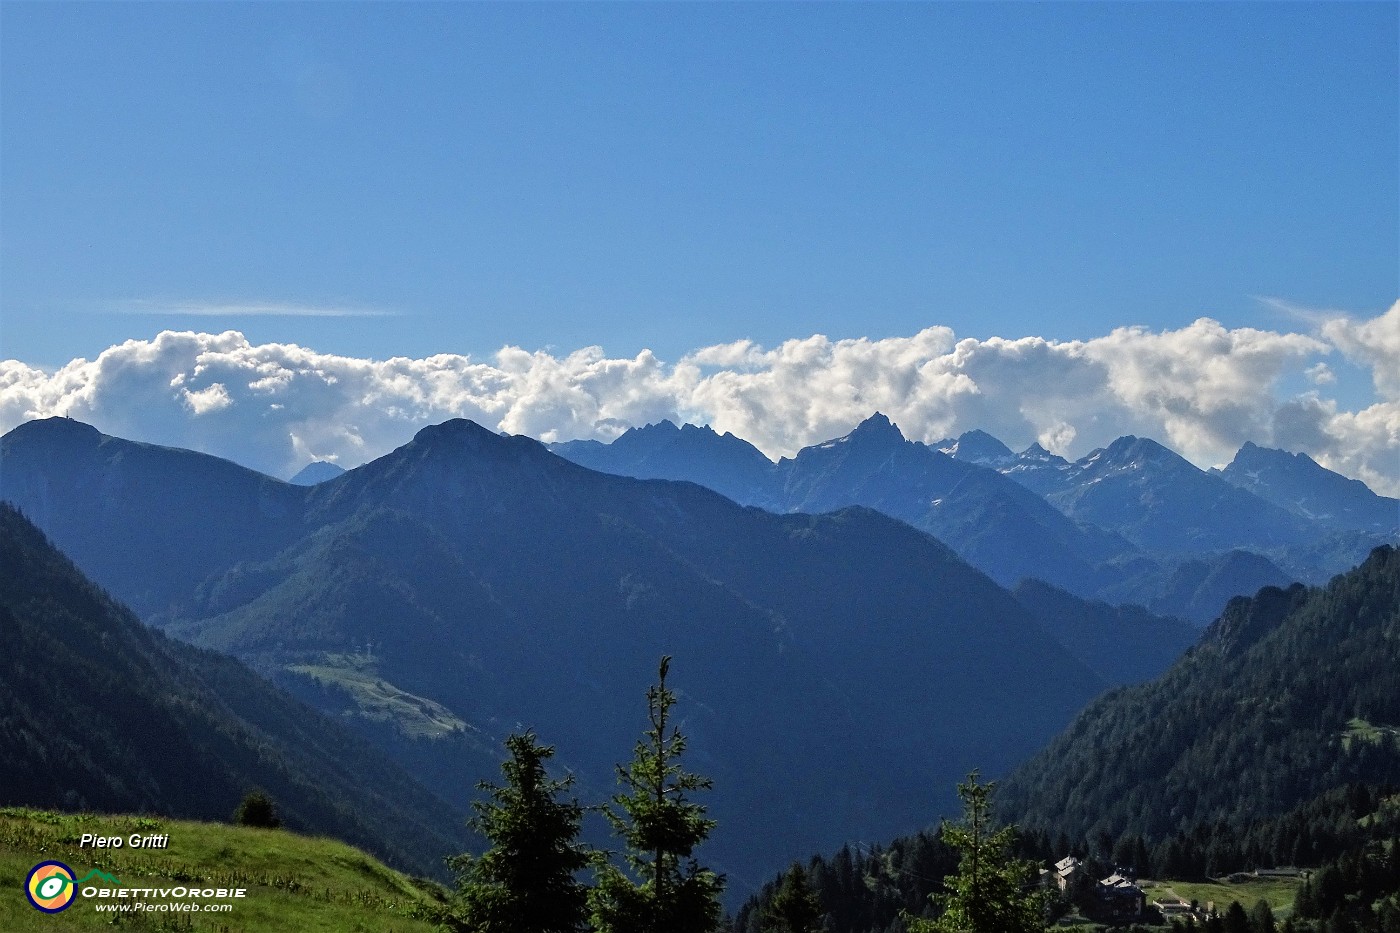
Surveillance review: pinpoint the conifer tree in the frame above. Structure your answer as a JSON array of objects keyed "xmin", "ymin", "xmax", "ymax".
[
  {"xmin": 232, "ymin": 790, "xmax": 281, "ymax": 828},
  {"xmin": 761, "ymin": 862, "xmax": 824, "ymax": 933},
  {"xmin": 447, "ymin": 730, "xmax": 589, "ymax": 933},
  {"xmin": 1223, "ymin": 901, "xmax": 1251, "ymax": 933},
  {"xmin": 906, "ymin": 772, "xmax": 1046, "ymax": 933},
  {"xmin": 1250, "ymin": 899, "xmax": 1277, "ymax": 933},
  {"xmin": 590, "ymin": 656, "xmax": 724, "ymax": 933}
]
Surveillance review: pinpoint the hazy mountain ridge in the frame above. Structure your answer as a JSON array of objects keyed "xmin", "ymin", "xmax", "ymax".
[
  {"xmin": 0, "ymin": 417, "xmax": 305, "ymax": 617},
  {"xmin": 550, "ymin": 419, "xmax": 775, "ymax": 505},
  {"xmin": 549, "ymin": 415, "xmax": 1395, "ymax": 620},
  {"xmin": 557, "ymin": 415, "xmax": 1137, "ymax": 597},
  {"xmin": 1009, "ymin": 579, "xmax": 1201, "ymax": 686}
]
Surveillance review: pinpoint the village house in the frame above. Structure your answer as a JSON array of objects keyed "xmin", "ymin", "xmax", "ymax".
[
  {"xmin": 1092, "ymin": 871, "xmax": 1146, "ymax": 921},
  {"xmin": 1053, "ymin": 855, "xmax": 1082, "ymax": 892}
]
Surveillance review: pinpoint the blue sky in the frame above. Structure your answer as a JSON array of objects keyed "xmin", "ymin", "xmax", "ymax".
[
  {"xmin": 4, "ymin": 2, "xmax": 1395, "ymax": 365},
  {"xmin": 2, "ymin": 3, "xmax": 1397, "ymax": 493}
]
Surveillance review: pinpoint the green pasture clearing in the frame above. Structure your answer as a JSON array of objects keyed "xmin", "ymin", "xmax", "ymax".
[
  {"xmin": 1343, "ymin": 717, "xmax": 1400, "ymax": 751},
  {"xmin": 288, "ymin": 654, "xmax": 467, "ymax": 738}
]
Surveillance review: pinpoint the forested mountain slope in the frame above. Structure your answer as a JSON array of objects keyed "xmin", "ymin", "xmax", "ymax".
[
  {"xmin": 999, "ymin": 545, "xmax": 1400, "ymax": 844},
  {"xmin": 0, "ymin": 503, "xmax": 473, "ymax": 879}
]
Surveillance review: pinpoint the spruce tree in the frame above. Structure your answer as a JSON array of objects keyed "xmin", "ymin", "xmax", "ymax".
[
  {"xmin": 1223, "ymin": 901, "xmax": 1251, "ymax": 933},
  {"xmin": 761, "ymin": 862, "xmax": 824, "ymax": 933},
  {"xmin": 1250, "ymin": 899, "xmax": 1277, "ymax": 933},
  {"xmin": 906, "ymin": 772, "xmax": 1046, "ymax": 933},
  {"xmin": 447, "ymin": 730, "xmax": 589, "ymax": 933},
  {"xmin": 590, "ymin": 656, "xmax": 724, "ymax": 933}
]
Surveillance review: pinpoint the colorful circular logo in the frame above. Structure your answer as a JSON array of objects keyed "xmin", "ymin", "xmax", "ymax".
[{"xmin": 25, "ymin": 861, "xmax": 77, "ymax": 913}]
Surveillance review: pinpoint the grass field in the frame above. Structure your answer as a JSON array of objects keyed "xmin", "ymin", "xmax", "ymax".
[
  {"xmin": 1140, "ymin": 875, "xmax": 1302, "ymax": 915},
  {"xmin": 0, "ymin": 808, "xmax": 452, "ymax": 932}
]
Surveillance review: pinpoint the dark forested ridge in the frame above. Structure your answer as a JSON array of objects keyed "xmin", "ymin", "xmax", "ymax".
[
  {"xmin": 0, "ymin": 417, "xmax": 1108, "ymax": 894},
  {"xmin": 0, "ymin": 502, "xmax": 473, "ymax": 879},
  {"xmin": 1000, "ymin": 545, "xmax": 1400, "ymax": 848}
]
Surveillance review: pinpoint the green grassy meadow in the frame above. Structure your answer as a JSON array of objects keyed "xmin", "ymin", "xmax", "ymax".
[
  {"xmin": 0, "ymin": 808, "xmax": 451, "ymax": 932},
  {"xmin": 1140, "ymin": 875, "xmax": 1302, "ymax": 915}
]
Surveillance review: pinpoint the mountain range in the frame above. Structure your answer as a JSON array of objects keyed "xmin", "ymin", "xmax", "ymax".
[
  {"xmin": 1213, "ymin": 441, "xmax": 1399, "ymax": 536},
  {"xmin": 2, "ymin": 416, "xmax": 1122, "ymax": 894},
  {"xmin": 552, "ymin": 415, "xmax": 1396, "ymax": 621},
  {"xmin": 4, "ymin": 414, "xmax": 1392, "ymax": 897}
]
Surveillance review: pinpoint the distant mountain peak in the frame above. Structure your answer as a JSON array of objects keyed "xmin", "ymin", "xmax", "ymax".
[
  {"xmin": 1229, "ymin": 441, "xmax": 1318, "ymax": 472},
  {"xmin": 396, "ymin": 419, "xmax": 552, "ymax": 470},
  {"xmin": 1103, "ymin": 434, "xmax": 1143, "ymax": 453},
  {"xmin": 1219, "ymin": 440, "xmax": 1397, "ymax": 534},
  {"xmin": 942, "ymin": 429, "xmax": 1014, "ymax": 464},
  {"xmin": 1093, "ymin": 435, "xmax": 1185, "ymax": 469},
  {"xmin": 637, "ymin": 419, "xmax": 681, "ymax": 434},
  {"xmin": 411, "ymin": 418, "xmax": 502, "ymax": 446},
  {"xmin": 678, "ymin": 422, "xmax": 717, "ymax": 435},
  {"xmin": 1010, "ymin": 443, "xmax": 1070, "ymax": 470},
  {"xmin": 7, "ymin": 416, "xmax": 102, "ymax": 444},
  {"xmin": 844, "ymin": 412, "xmax": 906, "ymax": 443},
  {"xmin": 289, "ymin": 460, "xmax": 346, "ymax": 485}
]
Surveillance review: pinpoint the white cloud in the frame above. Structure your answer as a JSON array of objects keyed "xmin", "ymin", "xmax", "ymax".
[
  {"xmin": 182, "ymin": 382, "xmax": 232, "ymax": 414},
  {"xmin": 1305, "ymin": 362, "xmax": 1337, "ymax": 386},
  {"xmin": 2, "ymin": 304, "xmax": 1397, "ymax": 496},
  {"xmin": 1319, "ymin": 302, "xmax": 1400, "ymax": 400}
]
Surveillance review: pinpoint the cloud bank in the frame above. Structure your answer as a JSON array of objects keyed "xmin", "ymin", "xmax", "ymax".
[{"xmin": 3, "ymin": 304, "xmax": 1397, "ymax": 496}]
